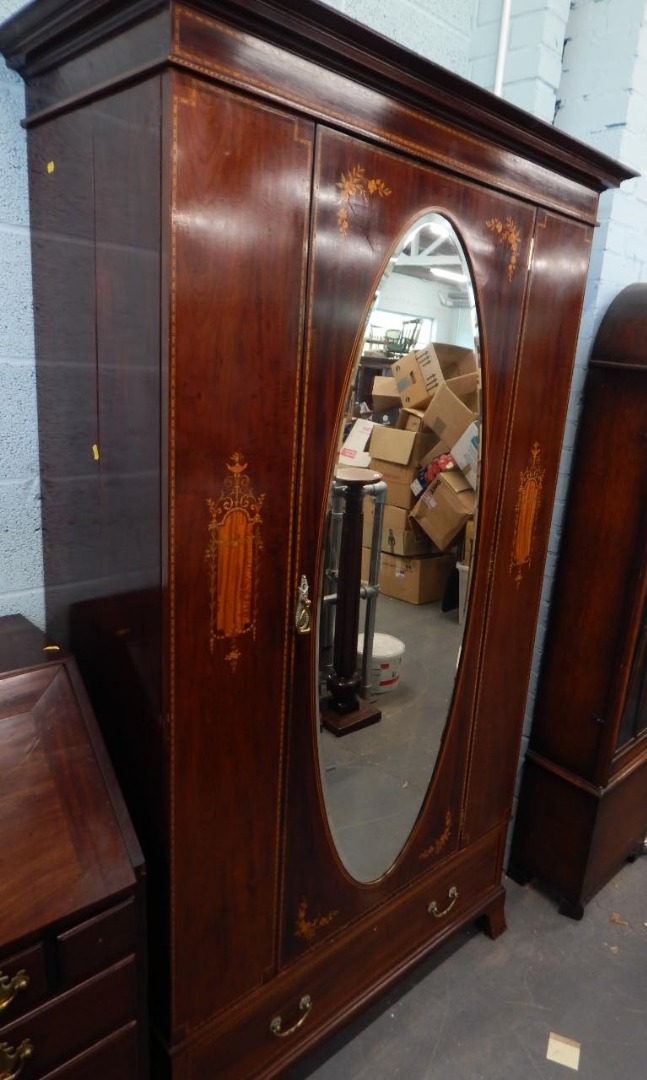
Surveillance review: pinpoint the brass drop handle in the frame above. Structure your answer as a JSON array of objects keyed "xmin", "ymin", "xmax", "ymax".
[
  {"xmin": 269, "ymin": 994, "xmax": 312, "ymax": 1038},
  {"xmin": 427, "ymin": 885, "xmax": 459, "ymax": 919},
  {"xmin": 295, "ymin": 575, "xmax": 312, "ymax": 635},
  {"xmin": 0, "ymin": 1039, "xmax": 33, "ymax": 1079},
  {"xmin": 0, "ymin": 970, "xmax": 29, "ymax": 1012}
]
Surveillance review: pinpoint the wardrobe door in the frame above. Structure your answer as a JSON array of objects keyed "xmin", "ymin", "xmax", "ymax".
[
  {"xmin": 168, "ymin": 72, "xmax": 314, "ymax": 1030},
  {"xmin": 463, "ymin": 209, "xmax": 596, "ymax": 840},
  {"xmin": 281, "ymin": 127, "xmax": 536, "ymax": 965}
]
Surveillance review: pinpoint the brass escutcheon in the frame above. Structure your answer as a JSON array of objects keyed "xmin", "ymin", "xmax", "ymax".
[{"xmin": 295, "ymin": 575, "xmax": 312, "ymax": 635}]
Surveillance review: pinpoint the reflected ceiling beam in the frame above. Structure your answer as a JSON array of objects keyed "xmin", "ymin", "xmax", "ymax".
[{"xmin": 397, "ymin": 253, "xmax": 463, "ymax": 268}]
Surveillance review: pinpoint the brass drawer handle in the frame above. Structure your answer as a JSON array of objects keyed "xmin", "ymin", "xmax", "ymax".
[
  {"xmin": 269, "ymin": 994, "xmax": 312, "ymax": 1038},
  {"xmin": 0, "ymin": 971, "xmax": 29, "ymax": 1012},
  {"xmin": 0, "ymin": 1039, "xmax": 33, "ymax": 1078},
  {"xmin": 427, "ymin": 885, "xmax": 459, "ymax": 919}
]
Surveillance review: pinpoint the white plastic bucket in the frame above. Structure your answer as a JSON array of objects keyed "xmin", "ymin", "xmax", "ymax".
[{"xmin": 357, "ymin": 632, "xmax": 405, "ymax": 694}]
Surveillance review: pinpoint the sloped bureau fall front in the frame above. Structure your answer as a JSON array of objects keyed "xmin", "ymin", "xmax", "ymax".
[{"xmin": 0, "ymin": 2, "xmax": 631, "ymax": 1076}]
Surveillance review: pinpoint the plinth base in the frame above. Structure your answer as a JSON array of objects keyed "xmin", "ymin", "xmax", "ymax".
[{"xmin": 320, "ymin": 696, "xmax": 381, "ymax": 736}]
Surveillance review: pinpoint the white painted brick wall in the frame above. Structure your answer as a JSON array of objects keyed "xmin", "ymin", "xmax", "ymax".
[
  {"xmin": 470, "ymin": 0, "xmax": 570, "ymax": 121},
  {"xmin": 0, "ymin": 0, "xmax": 44, "ymax": 629},
  {"xmin": 319, "ymin": 0, "xmax": 477, "ymax": 76}
]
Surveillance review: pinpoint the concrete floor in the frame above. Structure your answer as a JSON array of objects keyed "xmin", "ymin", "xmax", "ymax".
[
  {"xmin": 289, "ymin": 855, "xmax": 647, "ymax": 1079},
  {"xmin": 319, "ymin": 593, "xmax": 462, "ymax": 882}
]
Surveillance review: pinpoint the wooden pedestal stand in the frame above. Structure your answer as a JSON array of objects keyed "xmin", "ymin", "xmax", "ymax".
[{"xmin": 321, "ymin": 467, "xmax": 383, "ymax": 735}]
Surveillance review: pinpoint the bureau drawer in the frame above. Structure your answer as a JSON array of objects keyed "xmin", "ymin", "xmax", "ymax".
[
  {"xmin": 57, "ymin": 898, "xmax": 137, "ymax": 987},
  {"xmin": 188, "ymin": 829, "xmax": 502, "ymax": 1079},
  {"xmin": 0, "ymin": 956, "xmax": 137, "ymax": 1078},
  {"xmin": 0, "ymin": 943, "xmax": 47, "ymax": 1022},
  {"xmin": 40, "ymin": 1022, "xmax": 139, "ymax": 1080}
]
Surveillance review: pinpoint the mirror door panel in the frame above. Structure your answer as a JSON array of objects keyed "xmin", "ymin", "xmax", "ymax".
[{"xmin": 280, "ymin": 127, "xmax": 536, "ymax": 966}]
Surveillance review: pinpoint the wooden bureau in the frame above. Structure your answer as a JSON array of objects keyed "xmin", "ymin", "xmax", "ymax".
[{"xmin": 0, "ymin": 615, "xmax": 147, "ymax": 1079}]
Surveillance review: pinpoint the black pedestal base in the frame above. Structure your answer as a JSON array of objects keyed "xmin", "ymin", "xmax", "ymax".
[{"xmin": 320, "ymin": 696, "xmax": 381, "ymax": 736}]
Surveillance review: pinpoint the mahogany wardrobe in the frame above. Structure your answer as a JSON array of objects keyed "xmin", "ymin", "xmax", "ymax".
[{"xmin": 0, "ymin": 1, "xmax": 631, "ymax": 1076}]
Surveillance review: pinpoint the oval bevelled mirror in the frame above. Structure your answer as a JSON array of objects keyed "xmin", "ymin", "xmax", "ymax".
[{"xmin": 317, "ymin": 212, "xmax": 481, "ymax": 883}]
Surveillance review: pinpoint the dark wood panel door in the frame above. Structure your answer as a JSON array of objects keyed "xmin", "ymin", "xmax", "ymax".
[
  {"xmin": 465, "ymin": 211, "xmax": 594, "ymax": 839},
  {"xmin": 527, "ymin": 365, "xmax": 647, "ymax": 782},
  {"xmin": 168, "ymin": 73, "xmax": 314, "ymax": 1029},
  {"xmin": 280, "ymin": 127, "xmax": 536, "ymax": 965}
]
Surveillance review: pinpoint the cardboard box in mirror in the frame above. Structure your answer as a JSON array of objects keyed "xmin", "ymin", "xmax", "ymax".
[
  {"xmin": 392, "ymin": 343, "xmax": 477, "ymax": 411},
  {"xmin": 371, "ymin": 375, "xmax": 400, "ymax": 412},
  {"xmin": 361, "ymin": 547, "xmax": 455, "ymax": 604},
  {"xmin": 338, "ymin": 417, "xmax": 374, "ymax": 468},
  {"xmin": 368, "ymin": 426, "xmax": 438, "ymax": 509},
  {"xmin": 451, "ymin": 421, "xmax": 479, "ymax": 489},
  {"xmin": 362, "ymin": 500, "xmax": 434, "ymax": 557},
  {"xmin": 410, "ymin": 469, "xmax": 476, "ymax": 550},
  {"xmin": 396, "ymin": 407, "xmax": 426, "ymax": 432},
  {"xmin": 423, "ymin": 378, "xmax": 478, "ymax": 449}
]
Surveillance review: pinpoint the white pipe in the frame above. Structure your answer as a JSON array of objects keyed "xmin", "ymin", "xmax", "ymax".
[{"xmin": 493, "ymin": 0, "xmax": 513, "ymax": 97}]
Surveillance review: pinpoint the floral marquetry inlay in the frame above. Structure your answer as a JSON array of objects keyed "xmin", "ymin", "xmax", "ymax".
[
  {"xmin": 486, "ymin": 216, "xmax": 521, "ymax": 282},
  {"xmin": 337, "ymin": 165, "xmax": 392, "ymax": 235},
  {"xmin": 510, "ymin": 442, "xmax": 545, "ymax": 586},
  {"xmin": 295, "ymin": 897, "xmax": 339, "ymax": 942},
  {"xmin": 205, "ymin": 453, "xmax": 265, "ymax": 670},
  {"xmin": 418, "ymin": 809, "xmax": 452, "ymax": 861}
]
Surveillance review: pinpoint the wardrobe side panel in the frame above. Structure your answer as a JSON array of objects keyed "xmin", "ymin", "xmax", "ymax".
[
  {"xmin": 30, "ymin": 79, "xmax": 163, "ymax": 645},
  {"xmin": 30, "ymin": 76, "xmax": 168, "ymax": 1032},
  {"xmin": 169, "ymin": 74, "xmax": 314, "ymax": 1030},
  {"xmin": 29, "ymin": 108, "xmax": 99, "ymax": 646}
]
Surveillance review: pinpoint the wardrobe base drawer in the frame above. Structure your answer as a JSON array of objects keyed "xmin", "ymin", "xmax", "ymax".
[{"xmin": 182, "ymin": 828, "xmax": 503, "ymax": 1080}]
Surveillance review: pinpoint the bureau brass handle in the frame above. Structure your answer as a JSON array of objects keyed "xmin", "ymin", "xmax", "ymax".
[
  {"xmin": 295, "ymin": 575, "xmax": 312, "ymax": 635},
  {"xmin": 269, "ymin": 994, "xmax": 312, "ymax": 1038},
  {"xmin": 0, "ymin": 971, "xmax": 29, "ymax": 1012},
  {"xmin": 427, "ymin": 885, "xmax": 459, "ymax": 918},
  {"xmin": 0, "ymin": 1039, "xmax": 33, "ymax": 1078}
]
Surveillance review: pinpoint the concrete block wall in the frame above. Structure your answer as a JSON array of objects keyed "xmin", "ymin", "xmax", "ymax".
[
  {"xmin": 319, "ymin": 0, "xmax": 477, "ymax": 76},
  {"xmin": 470, "ymin": 0, "xmax": 571, "ymax": 121},
  {"xmin": 0, "ymin": 0, "xmax": 43, "ymax": 629}
]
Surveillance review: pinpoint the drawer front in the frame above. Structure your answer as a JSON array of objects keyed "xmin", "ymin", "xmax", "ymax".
[
  {"xmin": 0, "ymin": 956, "xmax": 137, "ymax": 1078},
  {"xmin": 40, "ymin": 1022, "xmax": 139, "ymax": 1080},
  {"xmin": 57, "ymin": 898, "xmax": 137, "ymax": 987},
  {"xmin": 0, "ymin": 943, "xmax": 47, "ymax": 1022},
  {"xmin": 189, "ymin": 829, "xmax": 502, "ymax": 1079}
]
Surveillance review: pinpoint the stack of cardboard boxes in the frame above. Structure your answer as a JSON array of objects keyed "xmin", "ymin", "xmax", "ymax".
[{"xmin": 353, "ymin": 342, "xmax": 479, "ymax": 605}]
